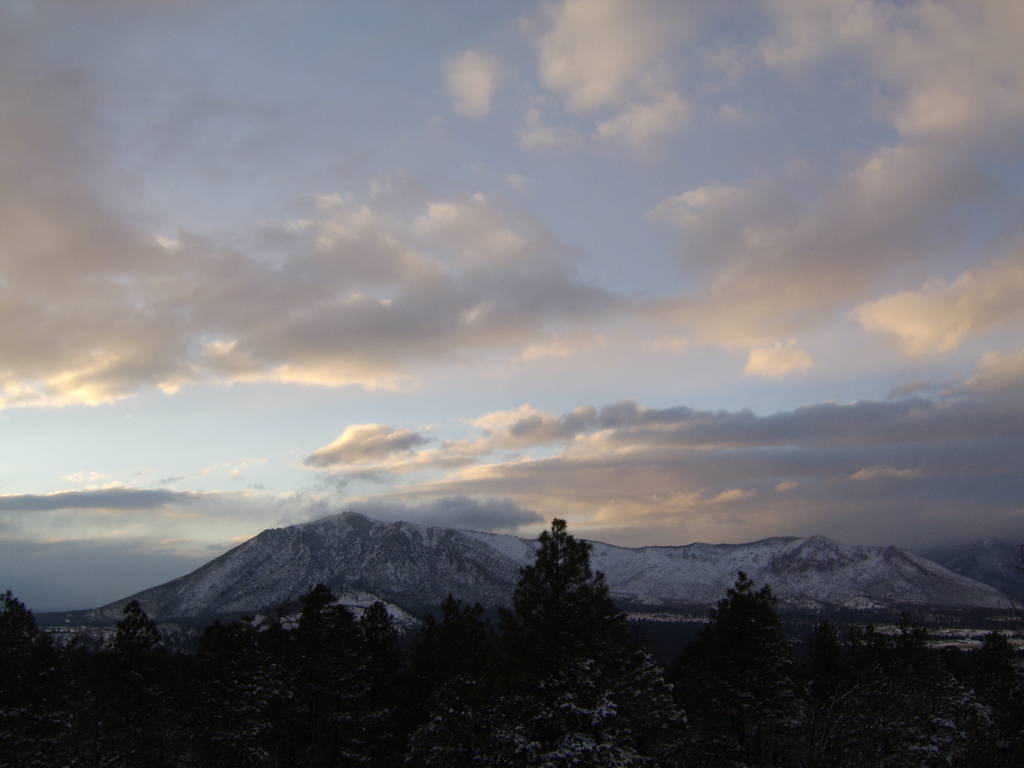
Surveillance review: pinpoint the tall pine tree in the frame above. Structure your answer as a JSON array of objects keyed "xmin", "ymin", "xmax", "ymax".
[{"xmin": 408, "ymin": 519, "xmax": 682, "ymax": 767}]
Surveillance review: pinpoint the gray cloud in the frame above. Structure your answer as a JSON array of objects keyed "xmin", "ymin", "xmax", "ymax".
[
  {"xmin": 648, "ymin": 143, "xmax": 1004, "ymax": 348},
  {"xmin": 0, "ymin": 488, "xmax": 196, "ymax": 512},
  {"xmin": 642, "ymin": 1, "xmax": 1024, "ymax": 351},
  {"xmin": 378, "ymin": 389, "xmax": 1024, "ymax": 549},
  {"xmin": 0, "ymin": 10, "xmax": 617, "ymax": 407},
  {"xmin": 474, "ymin": 396, "xmax": 1024, "ymax": 450},
  {"xmin": 346, "ymin": 496, "xmax": 543, "ymax": 533}
]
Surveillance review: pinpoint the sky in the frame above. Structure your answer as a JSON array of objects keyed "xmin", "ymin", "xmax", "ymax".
[{"xmin": 1, "ymin": 0, "xmax": 1023, "ymax": 611}]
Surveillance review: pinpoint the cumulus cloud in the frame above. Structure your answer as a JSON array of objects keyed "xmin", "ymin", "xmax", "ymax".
[
  {"xmin": 304, "ymin": 424, "xmax": 431, "ymax": 468},
  {"xmin": 533, "ymin": 0, "xmax": 679, "ymax": 112},
  {"xmin": 854, "ymin": 257, "xmax": 1024, "ymax": 355},
  {"xmin": 473, "ymin": 404, "xmax": 597, "ymax": 448},
  {"xmin": 743, "ymin": 340, "xmax": 813, "ymax": 379},
  {"xmin": 0, "ymin": 10, "xmax": 625, "ymax": 409},
  {"xmin": 648, "ymin": 139, "xmax": 1002, "ymax": 346},
  {"xmin": 445, "ymin": 50, "xmax": 501, "ymax": 118},
  {"xmin": 760, "ymin": 0, "xmax": 880, "ymax": 71},
  {"xmin": 596, "ymin": 90, "xmax": 689, "ymax": 147},
  {"xmin": 763, "ymin": 0, "xmax": 1024, "ymax": 139},
  {"xmin": 0, "ymin": 148, "xmax": 613, "ymax": 406},
  {"xmin": 966, "ymin": 348, "xmax": 1024, "ymax": 395},
  {"xmin": 640, "ymin": 2, "xmax": 1023, "ymax": 348}
]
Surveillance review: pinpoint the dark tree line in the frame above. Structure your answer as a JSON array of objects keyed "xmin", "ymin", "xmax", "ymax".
[{"xmin": 2, "ymin": 519, "xmax": 1023, "ymax": 767}]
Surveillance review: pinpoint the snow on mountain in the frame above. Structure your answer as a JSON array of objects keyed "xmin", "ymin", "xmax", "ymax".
[
  {"xmin": 87, "ymin": 512, "xmax": 1012, "ymax": 620},
  {"xmin": 920, "ymin": 538, "xmax": 1024, "ymax": 605}
]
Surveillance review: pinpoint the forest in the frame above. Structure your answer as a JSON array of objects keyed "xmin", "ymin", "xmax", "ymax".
[{"xmin": 2, "ymin": 519, "xmax": 1022, "ymax": 767}]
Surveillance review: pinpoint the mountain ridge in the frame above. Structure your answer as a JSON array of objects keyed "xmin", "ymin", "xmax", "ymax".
[{"xmin": 81, "ymin": 511, "xmax": 1012, "ymax": 621}]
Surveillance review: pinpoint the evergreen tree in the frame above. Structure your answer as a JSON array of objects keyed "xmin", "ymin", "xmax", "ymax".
[
  {"xmin": 358, "ymin": 601, "xmax": 401, "ymax": 767},
  {"xmin": 0, "ymin": 591, "xmax": 74, "ymax": 768},
  {"xmin": 820, "ymin": 616, "xmax": 994, "ymax": 768},
  {"xmin": 671, "ymin": 572, "xmax": 799, "ymax": 766},
  {"xmin": 189, "ymin": 618, "xmax": 284, "ymax": 767},
  {"xmin": 507, "ymin": 518, "xmax": 629, "ymax": 671},
  {"xmin": 401, "ymin": 595, "xmax": 499, "ymax": 766},
  {"xmin": 794, "ymin": 619, "xmax": 851, "ymax": 767},
  {"xmin": 102, "ymin": 600, "xmax": 169, "ymax": 768},
  {"xmin": 114, "ymin": 600, "xmax": 162, "ymax": 663},
  {"xmin": 968, "ymin": 631, "xmax": 1024, "ymax": 763},
  {"xmin": 283, "ymin": 584, "xmax": 383, "ymax": 767},
  {"xmin": 408, "ymin": 519, "xmax": 682, "ymax": 766}
]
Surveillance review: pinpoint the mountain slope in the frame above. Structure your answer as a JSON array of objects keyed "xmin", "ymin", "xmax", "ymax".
[
  {"xmin": 920, "ymin": 538, "xmax": 1024, "ymax": 605},
  {"xmin": 87, "ymin": 512, "xmax": 1012, "ymax": 620}
]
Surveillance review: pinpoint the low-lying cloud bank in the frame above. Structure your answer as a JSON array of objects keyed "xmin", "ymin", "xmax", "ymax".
[{"xmin": 315, "ymin": 354, "xmax": 1024, "ymax": 550}]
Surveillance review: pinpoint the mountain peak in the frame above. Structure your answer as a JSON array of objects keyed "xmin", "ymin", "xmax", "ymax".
[{"xmin": 85, "ymin": 513, "xmax": 1012, "ymax": 620}]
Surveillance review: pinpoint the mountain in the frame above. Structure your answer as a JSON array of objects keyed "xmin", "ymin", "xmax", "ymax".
[
  {"xmin": 920, "ymin": 538, "xmax": 1024, "ymax": 606},
  {"xmin": 84, "ymin": 512, "xmax": 1012, "ymax": 621}
]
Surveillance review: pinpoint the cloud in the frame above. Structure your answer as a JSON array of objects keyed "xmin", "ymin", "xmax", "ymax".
[
  {"xmin": 534, "ymin": 0, "xmax": 679, "ymax": 112},
  {"xmin": 849, "ymin": 466, "xmax": 923, "ymax": 481},
  {"xmin": 445, "ymin": 50, "xmax": 501, "ymax": 118},
  {"xmin": 365, "ymin": 392, "xmax": 1024, "ymax": 548},
  {"xmin": 709, "ymin": 488, "xmax": 754, "ymax": 504},
  {"xmin": 743, "ymin": 340, "xmax": 813, "ymax": 379},
  {"xmin": 596, "ymin": 90, "xmax": 689, "ymax": 147},
  {"xmin": 762, "ymin": 0, "xmax": 1024, "ymax": 139},
  {"xmin": 517, "ymin": 107, "xmax": 582, "ymax": 151},
  {"xmin": 0, "ymin": 166, "xmax": 614, "ymax": 406},
  {"xmin": 0, "ymin": 13, "xmax": 623, "ymax": 409},
  {"xmin": 648, "ymin": 140, "xmax": 1002, "ymax": 346},
  {"xmin": 305, "ymin": 424, "xmax": 431, "ymax": 468},
  {"xmin": 760, "ymin": 0, "xmax": 880, "ymax": 71},
  {"xmin": 854, "ymin": 257, "xmax": 1024, "ymax": 355},
  {"xmin": 0, "ymin": 487, "xmax": 334, "ymax": 560},
  {"xmin": 473, "ymin": 403, "xmax": 597, "ymax": 448},
  {"xmin": 966, "ymin": 348, "xmax": 1024, "ymax": 395},
  {"xmin": 639, "ymin": 2, "xmax": 1023, "ymax": 349},
  {"xmin": 346, "ymin": 496, "xmax": 543, "ymax": 533},
  {"xmin": 505, "ymin": 173, "xmax": 529, "ymax": 191},
  {"xmin": 0, "ymin": 488, "xmax": 196, "ymax": 512}
]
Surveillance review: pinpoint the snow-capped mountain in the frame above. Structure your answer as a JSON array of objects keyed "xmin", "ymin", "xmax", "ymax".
[
  {"xmin": 920, "ymin": 538, "xmax": 1024, "ymax": 605},
  {"xmin": 87, "ymin": 512, "xmax": 1012, "ymax": 620}
]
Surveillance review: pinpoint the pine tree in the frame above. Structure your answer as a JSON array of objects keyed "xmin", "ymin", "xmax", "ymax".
[
  {"xmin": 407, "ymin": 519, "xmax": 683, "ymax": 766},
  {"xmin": 114, "ymin": 600, "xmax": 162, "ymax": 663},
  {"xmin": 283, "ymin": 584, "xmax": 384, "ymax": 767},
  {"xmin": 358, "ymin": 601, "xmax": 400, "ymax": 767},
  {"xmin": 968, "ymin": 632, "xmax": 1024, "ymax": 763},
  {"xmin": 103, "ymin": 600, "xmax": 169, "ymax": 768},
  {"xmin": 671, "ymin": 572, "xmax": 799, "ymax": 766},
  {"xmin": 0, "ymin": 591, "xmax": 74, "ymax": 768},
  {"xmin": 508, "ymin": 518, "xmax": 629, "ymax": 671},
  {"xmin": 189, "ymin": 618, "xmax": 284, "ymax": 767},
  {"xmin": 822, "ymin": 616, "xmax": 994, "ymax": 768},
  {"xmin": 402, "ymin": 595, "xmax": 499, "ymax": 766}
]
